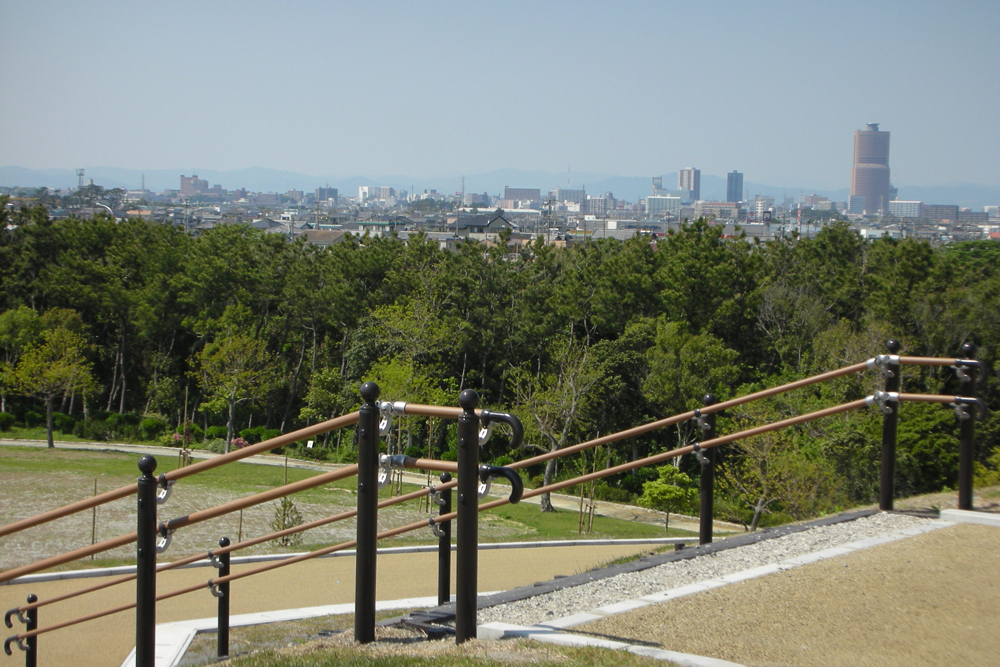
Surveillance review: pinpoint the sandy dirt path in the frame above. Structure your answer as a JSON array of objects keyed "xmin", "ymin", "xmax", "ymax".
[
  {"xmin": 581, "ymin": 522, "xmax": 1000, "ymax": 667},
  {"xmin": 0, "ymin": 543, "xmax": 651, "ymax": 667}
]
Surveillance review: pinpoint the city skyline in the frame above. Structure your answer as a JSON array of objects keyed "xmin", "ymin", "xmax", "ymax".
[{"xmin": 1, "ymin": 2, "xmax": 998, "ymax": 190}]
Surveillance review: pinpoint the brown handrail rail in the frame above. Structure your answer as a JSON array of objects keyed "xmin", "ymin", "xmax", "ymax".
[
  {"xmin": 0, "ymin": 464, "xmax": 360, "ymax": 584},
  {"xmin": 5, "ymin": 390, "xmax": 978, "ymax": 646},
  {"xmin": 0, "ymin": 412, "xmax": 361, "ymax": 539},
  {"xmin": 1, "ymin": 354, "xmax": 975, "ymax": 543}
]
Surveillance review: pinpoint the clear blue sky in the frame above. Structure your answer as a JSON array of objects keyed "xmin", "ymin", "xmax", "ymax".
[{"xmin": 2, "ymin": 0, "xmax": 997, "ymax": 188}]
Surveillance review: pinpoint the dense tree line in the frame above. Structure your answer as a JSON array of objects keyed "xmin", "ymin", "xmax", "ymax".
[{"xmin": 1, "ymin": 197, "xmax": 998, "ymax": 527}]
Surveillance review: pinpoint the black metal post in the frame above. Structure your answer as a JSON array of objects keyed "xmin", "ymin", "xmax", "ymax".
[
  {"xmin": 216, "ymin": 537, "xmax": 231, "ymax": 660},
  {"xmin": 879, "ymin": 340, "xmax": 902, "ymax": 511},
  {"xmin": 436, "ymin": 472, "xmax": 453, "ymax": 607},
  {"xmin": 354, "ymin": 382, "xmax": 380, "ymax": 644},
  {"xmin": 455, "ymin": 389, "xmax": 480, "ymax": 644},
  {"xmin": 24, "ymin": 595, "xmax": 36, "ymax": 667},
  {"xmin": 699, "ymin": 394, "xmax": 717, "ymax": 545},
  {"xmin": 135, "ymin": 455, "xmax": 157, "ymax": 667},
  {"xmin": 958, "ymin": 342, "xmax": 978, "ymax": 510}
]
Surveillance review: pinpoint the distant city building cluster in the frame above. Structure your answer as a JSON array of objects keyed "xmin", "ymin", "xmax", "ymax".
[{"xmin": 3, "ymin": 124, "xmax": 998, "ymax": 246}]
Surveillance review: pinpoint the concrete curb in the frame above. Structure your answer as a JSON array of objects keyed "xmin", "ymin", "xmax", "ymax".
[
  {"xmin": 478, "ymin": 622, "xmax": 745, "ymax": 667},
  {"xmin": 118, "ymin": 593, "xmax": 491, "ymax": 667},
  {"xmin": 940, "ymin": 508, "xmax": 1000, "ymax": 527}
]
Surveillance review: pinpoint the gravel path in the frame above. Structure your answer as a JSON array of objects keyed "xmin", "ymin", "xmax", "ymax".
[{"xmin": 478, "ymin": 512, "xmax": 928, "ymax": 627}]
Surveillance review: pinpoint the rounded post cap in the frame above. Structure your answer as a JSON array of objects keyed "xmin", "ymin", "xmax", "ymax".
[
  {"xmin": 703, "ymin": 393, "xmax": 717, "ymax": 406},
  {"xmin": 962, "ymin": 342, "xmax": 977, "ymax": 358},
  {"xmin": 886, "ymin": 339, "xmax": 902, "ymax": 354},
  {"xmin": 458, "ymin": 389, "xmax": 480, "ymax": 411},
  {"xmin": 26, "ymin": 594, "xmax": 37, "ymax": 604},
  {"xmin": 359, "ymin": 381, "xmax": 380, "ymax": 403},
  {"xmin": 138, "ymin": 454, "xmax": 157, "ymax": 475},
  {"xmin": 439, "ymin": 471, "xmax": 452, "ymax": 483},
  {"xmin": 219, "ymin": 536, "xmax": 231, "ymax": 548}
]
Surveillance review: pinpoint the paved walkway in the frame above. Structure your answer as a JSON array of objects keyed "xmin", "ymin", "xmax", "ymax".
[
  {"xmin": 570, "ymin": 521, "xmax": 1000, "ymax": 666},
  {"xmin": 1, "ymin": 542, "xmax": 655, "ymax": 667}
]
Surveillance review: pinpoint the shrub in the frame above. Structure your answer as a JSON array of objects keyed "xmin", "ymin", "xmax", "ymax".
[
  {"xmin": 594, "ymin": 484, "xmax": 634, "ymax": 503},
  {"xmin": 491, "ymin": 454, "xmax": 514, "ymax": 467},
  {"xmin": 404, "ymin": 444, "xmax": 425, "ymax": 458},
  {"xmin": 230, "ymin": 437, "xmax": 250, "ymax": 450},
  {"xmin": 0, "ymin": 412, "xmax": 14, "ymax": 431},
  {"xmin": 140, "ymin": 417, "xmax": 169, "ymax": 440},
  {"xmin": 73, "ymin": 419, "xmax": 108, "ymax": 441},
  {"xmin": 25, "ymin": 411, "xmax": 44, "ymax": 428},
  {"xmin": 204, "ymin": 438, "xmax": 226, "ymax": 454},
  {"xmin": 186, "ymin": 423, "xmax": 204, "ymax": 441},
  {"xmin": 52, "ymin": 412, "xmax": 76, "ymax": 434},
  {"xmin": 240, "ymin": 426, "xmax": 281, "ymax": 444},
  {"xmin": 269, "ymin": 497, "xmax": 304, "ymax": 547},
  {"xmin": 205, "ymin": 426, "xmax": 228, "ymax": 440}
]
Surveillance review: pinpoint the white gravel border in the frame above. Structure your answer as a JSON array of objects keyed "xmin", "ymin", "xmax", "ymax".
[{"xmin": 479, "ymin": 513, "xmax": 945, "ymax": 629}]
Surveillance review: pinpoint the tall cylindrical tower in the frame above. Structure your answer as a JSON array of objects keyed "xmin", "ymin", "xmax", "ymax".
[{"xmin": 850, "ymin": 123, "xmax": 891, "ymax": 214}]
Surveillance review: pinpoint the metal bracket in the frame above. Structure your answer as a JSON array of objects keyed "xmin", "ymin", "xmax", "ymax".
[
  {"xmin": 377, "ymin": 401, "xmax": 394, "ymax": 436},
  {"xmin": 377, "ymin": 454, "xmax": 392, "ymax": 490},
  {"xmin": 954, "ymin": 358, "xmax": 985, "ymax": 382},
  {"xmin": 867, "ymin": 354, "xmax": 900, "ymax": 379},
  {"xmin": 477, "ymin": 476, "xmax": 492, "ymax": 499},
  {"xmin": 428, "ymin": 485, "xmax": 447, "ymax": 507},
  {"xmin": 156, "ymin": 474, "xmax": 176, "ymax": 505},
  {"xmin": 208, "ymin": 551, "xmax": 225, "ymax": 569},
  {"xmin": 691, "ymin": 441, "xmax": 707, "ymax": 465},
  {"xmin": 953, "ymin": 396, "xmax": 987, "ymax": 421},
  {"xmin": 208, "ymin": 582, "xmax": 225, "ymax": 598},
  {"xmin": 866, "ymin": 391, "xmax": 898, "ymax": 415},
  {"xmin": 156, "ymin": 523, "xmax": 174, "ymax": 554},
  {"xmin": 478, "ymin": 420, "xmax": 495, "ymax": 447},
  {"xmin": 429, "ymin": 518, "xmax": 447, "ymax": 538},
  {"xmin": 692, "ymin": 409, "xmax": 712, "ymax": 434}
]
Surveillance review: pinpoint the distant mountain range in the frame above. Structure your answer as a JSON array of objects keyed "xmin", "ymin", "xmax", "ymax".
[{"xmin": 2, "ymin": 165, "xmax": 998, "ymax": 210}]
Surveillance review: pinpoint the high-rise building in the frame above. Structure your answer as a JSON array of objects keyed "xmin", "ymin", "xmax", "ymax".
[
  {"xmin": 850, "ymin": 123, "xmax": 891, "ymax": 215},
  {"xmin": 726, "ymin": 171, "xmax": 743, "ymax": 203},
  {"xmin": 504, "ymin": 187, "xmax": 541, "ymax": 201},
  {"xmin": 678, "ymin": 168, "xmax": 701, "ymax": 201},
  {"xmin": 180, "ymin": 174, "xmax": 208, "ymax": 196},
  {"xmin": 316, "ymin": 187, "xmax": 338, "ymax": 203}
]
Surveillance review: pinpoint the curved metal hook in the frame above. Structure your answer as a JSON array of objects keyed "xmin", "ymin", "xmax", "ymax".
[
  {"xmin": 429, "ymin": 518, "xmax": 447, "ymax": 538},
  {"xmin": 954, "ymin": 358, "xmax": 985, "ymax": 381},
  {"xmin": 3, "ymin": 635, "xmax": 26, "ymax": 656},
  {"xmin": 156, "ymin": 474, "xmax": 176, "ymax": 505},
  {"xmin": 156, "ymin": 523, "xmax": 173, "ymax": 554},
  {"xmin": 208, "ymin": 582, "xmax": 225, "ymax": 598},
  {"xmin": 478, "ymin": 410, "xmax": 524, "ymax": 450},
  {"xmin": 207, "ymin": 550, "xmax": 224, "ymax": 569},
  {"xmin": 479, "ymin": 465, "xmax": 524, "ymax": 504},
  {"xmin": 428, "ymin": 486, "xmax": 447, "ymax": 507},
  {"xmin": 3, "ymin": 608, "xmax": 24, "ymax": 630},
  {"xmin": 477, "ymin": 476, "xmax": 492, "ymax": 499},
  {"xmin": 954, "ymin": 396, "xmax": 987, "ymax": 422}
]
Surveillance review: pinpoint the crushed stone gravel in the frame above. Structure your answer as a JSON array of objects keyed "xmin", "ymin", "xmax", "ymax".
[{"xmin": 478, "ymin": 512, "xmax": 929, "ymax": 628}]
